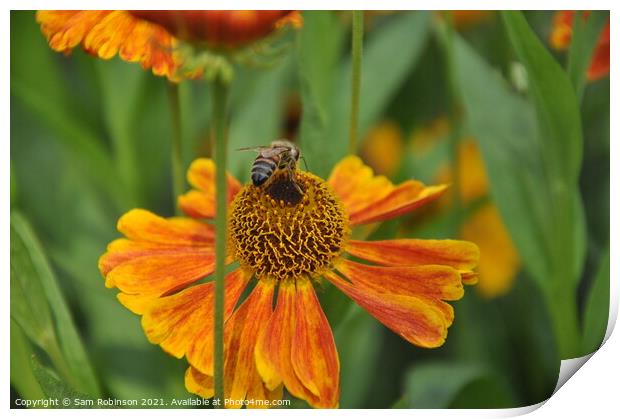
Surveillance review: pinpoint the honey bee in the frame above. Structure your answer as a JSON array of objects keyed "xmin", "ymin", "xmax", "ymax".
[{"xmin": 238, "ymin": 140, "xmax": 304, "ymax": 193}]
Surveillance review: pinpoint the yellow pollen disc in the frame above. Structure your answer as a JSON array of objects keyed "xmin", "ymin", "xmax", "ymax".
[{"xmin": 228, "ymin": 171, "xmax": 350, "ymax": 282}]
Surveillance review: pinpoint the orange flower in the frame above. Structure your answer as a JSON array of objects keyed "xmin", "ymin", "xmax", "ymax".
[
  {"xmin": 550, "ymin": 11, "xmax": 610, "ymax": 81},
  {"xmin": 99, "ymin": 156, "xmax": 479, "ymax": 408},
  {"xmin": 36, "ymin": 10, "xmax": 301, "ymax": 81}
]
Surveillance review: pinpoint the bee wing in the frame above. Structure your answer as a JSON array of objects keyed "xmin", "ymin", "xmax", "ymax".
[
  {"xmin": 236, "ymin": 146, "xmax": 271, "ymax": 152},
  {"xmin": 237, "ymin": 145, "xmax": 290, "ymax": 158}
]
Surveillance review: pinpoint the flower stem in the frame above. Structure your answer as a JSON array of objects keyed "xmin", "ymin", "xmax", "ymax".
[
  {"xmin": 167, "ymin": 82, "xmax": 184, "ymax": 215},
  {"xmin": 211, "ymin": 75, "xmax": 229, "ymax": 407},
  {"xmin": 349, "ymin": 11, "xmax": 364, "ymax": 155}
]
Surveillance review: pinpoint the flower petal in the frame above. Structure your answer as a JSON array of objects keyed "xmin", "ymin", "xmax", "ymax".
[
  {"xmin": 291, "ymin": 278, "xmax": 339, "ymax": 408},
  {"xmin": 324, "ymin": 270, "xmax": 454, "ymax": 348},
  {"xmin": 349, "ymin": 181, "xmax": 448, "ymax": 226},
  {"xmin": 335, "ymin": 259, "xmax": 464, "ymax": 301},
  {"xmin": 327, "ymin": 156, "xmax": 393, "ymax": 213},
  {"xmin": 345, "ymin": 239, "xmax": 479, "ymax": 271},
  {"xmin": 142, "ymin": 269, "xmax": 250, "ymax": 359},
  {"xmin": 36, "ymin": 10, "xmax": 185, "ymax": 81},
  {"xmin": 222, "ymin": 279, "xmax": 275, "ymax": 408},
  {"xmin": 185, "ymin": 366, "xmax": 214, "ymax": 399},
  {"xmin": 178, "ymin": 158, "xmax": 242, "ymax": 219},
  {"xmin": 105, "ymin": 252, "xmax": 214, "ymax": 294},
  {"xmin": 255, "ymin": 280, "xmax": 321, "ymax": 407},
  {"xmin": 117, "ymin": 209, "xmax": 214, "ymax": 245}
]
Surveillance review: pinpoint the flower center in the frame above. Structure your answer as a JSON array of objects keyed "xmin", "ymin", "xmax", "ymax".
[{"xmin": 228, "ymin": 171, "xmax": 350, "ymax": 281}]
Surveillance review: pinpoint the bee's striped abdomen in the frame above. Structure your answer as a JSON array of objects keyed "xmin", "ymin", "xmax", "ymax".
[{"xmin": 251, "ymin": 157, "xmax": 278, "ymax": 186}]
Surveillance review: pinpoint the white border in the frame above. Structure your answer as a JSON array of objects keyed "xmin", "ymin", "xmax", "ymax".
[{"xmin": 4, "ymin": 2, "xmax": 618, "ymax": 418}]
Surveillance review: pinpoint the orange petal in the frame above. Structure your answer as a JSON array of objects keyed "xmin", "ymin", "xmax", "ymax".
[
  {"xmin": 327, "ymin": 156, "xmax": 393, "ymax": 213},
  {"xmin": 36, "ymin": 10, "xmax": 186, "ymax": 81},
  {"xmin": 349, "ymin": 181, "xmax": 448, "ymax": 226},
  {"xmin": 291, "ymin": 278, "xmax": 339, "ymax": 408},
  {"xmin": 185, "ymin": 366, "xmax": 214, "ymax": 399},
  {"xmin": 324, "ymin": 270, "xmax": 453, "ymax": 348},
  {"xmin": 179, "ymin": 159, "xmax": 242, "ymax": 219},
  {"xmin": 222, "ymin": 279, "xmax": 276, "ymax": 408},
  {"xmin": 587, "ymin": 22, "xmax": 609, "ymax": 81},
  {"xmin": 255, "ymin": 280, "xmax": 321, "ymax": 407},
  {"xmin": 99, "ymin": 238, "xmax": 213, "ymax": 276},
  {"xmin": 335, "ymin": 259, "xmax": 464, "ymax": 301},
  {"xmin": 346, "ymin": 239, "xmax": 479, "ymax": 271},
  {"xmin": 142, "ymin": 269, "xmax": 250, "ymax": 359},
  {"xmin": 36, "ymin": 11, "xmax": 110, "ymax": 52},
  {"xmin": 117, "ymin": 209, "xmax": 214, "ymax": 245},
  {"xmin": 105, "ymin": 251, "xmax": 214, "ymax": 294},
  {"xmin": 117, "ymin": 292, "xmax": 160, "ymax": 314}
]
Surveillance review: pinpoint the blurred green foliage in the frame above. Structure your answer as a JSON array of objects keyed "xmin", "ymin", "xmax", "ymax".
[{"xmin": 10, "ymin": 10, "xmax": 609, "ymax": 409}]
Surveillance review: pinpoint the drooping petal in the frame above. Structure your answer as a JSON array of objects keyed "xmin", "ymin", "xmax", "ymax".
[
  {"xmin": 178, "ymin": 158, "xmax": 242, "ymax": 219},
  {"xmin": 255, "ymin": 280, "xmax": 321, "ymax": 407},
  {"xmin": 222, "ymin": 279, "xmax": 275, "ymax": 408},
  {"xmin": 324, "ymin": 271, "xmax": 453, "ymax": 348},
  {"xmin": 141, "ymin": 269, "xmax": 250, "ymax": 358},
  {"xmin": 335, "ymin": 259, "xmax": 464, "ymax": 301},
  {"xmin": 346, "ymin": 239, "xmax": 479, "ymax": 271},
  {"xmin": 291, "ymin": 278, "xmax": 339, "ymax": 408},
  {"xmin": 348, "ymin": 181, "xmax": 448, "ymax": 226}
]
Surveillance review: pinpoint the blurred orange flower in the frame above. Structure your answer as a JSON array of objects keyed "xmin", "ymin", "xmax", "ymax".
[
  {"xmin": 550, "ymin": 11, "xmax": 610, "ymax": 81},
  {"xmin": 36, "ymin": 10, "xmax": 301, "ymax": 82},
  {"xmin": 99, "ymin": 156, "xmax": 478, "ymax": 408},
  {"xmin": 407, "ymin": 119, "xmax": 521, "ymax": 298}
]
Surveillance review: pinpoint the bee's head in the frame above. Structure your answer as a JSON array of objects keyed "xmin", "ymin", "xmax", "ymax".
[{"xmin": 271, "ymin": 139, "xmax": 300, "ymax": 161}]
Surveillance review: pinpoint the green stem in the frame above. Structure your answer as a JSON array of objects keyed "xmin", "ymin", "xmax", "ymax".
[
  {"xmin": 211, "ymin": 75, "xmax": 229, "ymax": 407},
  {"xmin": 167, "ymin": 82, "xmax": 185, "ymax": 214},
  {"xmin": 349, "ymin": 11, "xmax": 364, "ymax": 154}
]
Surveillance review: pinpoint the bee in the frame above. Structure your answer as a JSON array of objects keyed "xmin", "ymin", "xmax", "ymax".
[{"xmin": 238, "ymin": 140, "xmax": 303, "ymax": 194}]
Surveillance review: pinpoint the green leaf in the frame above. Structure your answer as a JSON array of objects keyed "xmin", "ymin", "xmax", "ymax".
[
  {"xmin": 10, "ymin": 320, "xmax": 45, "ymax": 400},
  {"xmin": 10, "ymin": 12, "xmax": 123, "ymax": 210},
  {"xmin": 581, "ymin": 246, "xmax": 610, "ymax": 354},
  {"xmin": 567, "ymin": 11, "xmax": 609, "ymax": 101},
  {"xmin": 501, "ymin": 11, "xmax": 586, "ymax": 287},
  {"xmin": 31, "ymin": 356, "xmax": 94, "ymax": 407},
  {"xmin": 334, "ymin": 305, "xmax": 382, "ymax": 408},
  {"xmin": 500, "ymin": 11, "xmax": 586, "ymax": 357},
  {"xmin": 454, "ymin": 35, "xmax": 549, "ymax": 284},
  {"xmin": 10, "ymin": 212, "xmax": 100, "ymax": 396},
  {"xmin": 405, "ymin": 362, "xmax": 513, "ymax": 408}
]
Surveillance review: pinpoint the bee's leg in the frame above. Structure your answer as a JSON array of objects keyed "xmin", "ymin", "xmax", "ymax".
[{"xmin": 290, "ymin": 169, "xmax": 304, "ymax": 195}]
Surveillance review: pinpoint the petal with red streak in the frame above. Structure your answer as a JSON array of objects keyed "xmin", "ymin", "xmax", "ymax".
[
  {"xmin": 142, "ymin": 269, "xmax": 250, "ymax": 359},
  {"xmin": 346, "ymin": 238, "xmax": 479, "ymax": 271},
  {"xmin": 349, "ymin": 181, "xmax": 448, "ymax": 226},
  {"xmin": 291, "ymin": 278, "xmax": 339, "ymax": 408},
  {"xmin": 324, "ymin": 270, "xmax": 453, "ymax": 348},
  {"xmin": 255, "ymin": 280, "xmax": 322, "ymax": 407},
  {"xmin": 335, "ymin": 259, "xmax": 464, "ymax": 301},
  {"xmin": 222, "ymin": 279, "xmax": 275, "ymax": 408}
]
